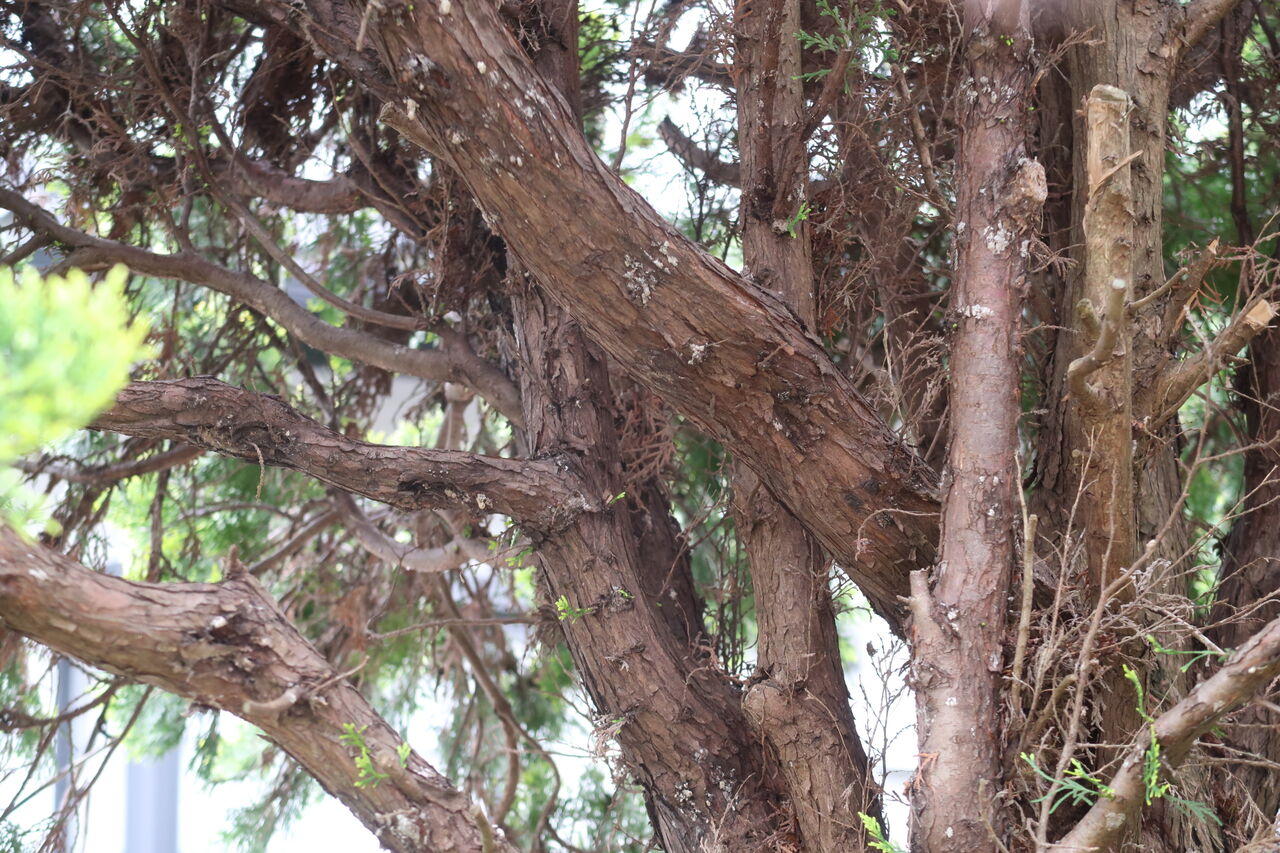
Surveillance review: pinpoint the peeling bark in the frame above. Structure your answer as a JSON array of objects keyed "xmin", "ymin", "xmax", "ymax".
[{"xmin": 0, "ymin": 528, "xmax": 516, "ymax": 853}]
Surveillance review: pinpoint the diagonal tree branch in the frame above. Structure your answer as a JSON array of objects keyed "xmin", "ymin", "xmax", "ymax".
[
  {"xmin": 657, "ymin": 117, "xmax": 741, "ymax": 187},
  {"xmin": 16, "ymin": 444, "xmax": 205, "ymax": 487},
  {"xmin": 1056, "ymin": 611, "xmax": 1280, "ymax": 853},
  {"xmin": 271, "ymin": 0, "xmax": 939, "ymax": 626},
  {"xmin": 0, "ymin": 527, "xmax": 516, "ymax": 853},
  {"xmin": 0, "ymin": 187, "xmax": 523, "ymax": 425},
  {"xmin": 92, "ymin": 378, "xmax": 590, "ymax": 531}
]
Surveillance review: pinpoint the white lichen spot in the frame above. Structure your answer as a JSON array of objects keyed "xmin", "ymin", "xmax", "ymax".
[
  {"xmin": 391, "ymin": 813, "xmax": 421, "ymax": 845},
  {"xmin": 476, "ymin": 493, "xmax": 492, "ymax": 511},
  {"xmin": 958, "ymin": 304, "xmax": 995, "ymax": 320},
  {"xmin": 476, "ymin": 61, "xmax": 488, "ymax": 75},
  {"xmin": 659, "ymin": 241, "xmax": 678, "ymax": 267},
  {"xmin": 449, "ymin": 130, "xmax": 465, "ymax": 145},
  {"xmin": 210, "ymin": 615, "xmax": 228, "ymax": 630},
  {"xmin": 403, "ymin": 98, "xmax": 416, "ymax": 120},
  {"xmin": 623, "ymin": 254, "xmax": 657, "ymax": 306},
  {"xmin": 1105, "ymin": 812, "xmax": 1127, "ymax": 830},
  {"xmin": 28, "ymin": 568, "xmax": 48, "ymax": 581},
  {"xmin": 439, "ymin": 0, "xmax": 451, "ymax": 13},
  {"xmin": 508, "ymin": 154, "xmax": 524, "ymax": 168},
  {"xmin": 945, "ymin": 696, "xmax": 958, "ymax": 706},
  {"xmin": 946, "ymin": 826, "xmax": 955, "ymax": 839},
  {"xmin": 983, "ymin": 223, "xmax": 1013, "ymax": 254},
  {"xmin": 687, "ymin": 341, "xmax": 708, "ymax": 365}
]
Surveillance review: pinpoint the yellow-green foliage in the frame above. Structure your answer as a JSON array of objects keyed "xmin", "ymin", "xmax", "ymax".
[{"xmin": 0, "ymin": 264, "xmax": 150, "ymax": 464}]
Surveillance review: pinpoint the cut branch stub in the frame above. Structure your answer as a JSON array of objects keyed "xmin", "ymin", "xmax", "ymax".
[{"xmin": 1070, "ymin": 83, "xmax": 1138, "ymax": 592}]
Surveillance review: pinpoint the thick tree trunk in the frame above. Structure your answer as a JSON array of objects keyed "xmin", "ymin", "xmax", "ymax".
[
  {"xmin": 293, "ymin": 0, "xmax": 946, "ymax": 625},
  {"xmin": 508, "ymin": 11, "xmax": 786, "ymax": 848},
  {"xmin": 908, "ymin": 3, "xmax": 1036, "ymax": 848}
]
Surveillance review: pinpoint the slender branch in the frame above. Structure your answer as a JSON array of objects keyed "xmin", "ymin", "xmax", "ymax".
[
  {"xmin": 0, "ymin": 187, "xmax": 523, "ymax": 425},
  {"xmin": 1056, "ymin": 611, "xmax": 1280, "ymax": 853},
  {"xmin": 1067, "ymin": 278, "xmax": 1128, "ymax": 410},
  {"xmin": 657, "ymin": 117, "xmax": 741, "ymax": 187},
  {"xmin": 1138, "ymin": 297, "xmax": 1277, "ymax": 429},
  {"xmin": 1155, "ymin": 239, "xmax": 1222, "ymax": 347},
  {"xmin": 91, "ymin": 378, "xmax": 590, "ymax": 530},
  {"xmin": 247, "ymin": 507, "xmax": 344, "ymax": 575},
  {"xmin": 1128, "ymin": 238, "xmax": 1219, "ymax": 315},
  {"xmin": 16, "ymin": 445, "xmax": 205, "ymax": 487},
  {"xmin": 335, "ymin": 492, "xmax": 476, "ymax": 573},
  {"xmin": 0, "ymin": 527, "xmax": 517, "ymax": 853}
]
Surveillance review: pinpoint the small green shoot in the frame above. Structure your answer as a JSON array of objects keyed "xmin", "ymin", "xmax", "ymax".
[
  {"xmin": 554, "ymin": 595, "xmax": 594, "ymax": 623},
  {"xmin": 1021, "ymin": 752, "xmax": 1114, "ymax": 812},
  {"xmin": 857, "ymin": 813, "xmax": 905, "ymax": 853},
  {"xmin": 339, "ymin": 723, "xmax": 390, "ymax": 788},
  {"xmin": 1145, "ymin": 635, "xmax": 1228, "ymax": 672},
  {"xmin": 785, "ymin": 201, "xmax": 812, "ymax": 238}
]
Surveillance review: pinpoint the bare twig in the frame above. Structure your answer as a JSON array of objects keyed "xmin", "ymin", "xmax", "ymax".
[{"xmin": 1056, "ymin": 612, "xmax": 1280, "ymax": 853}]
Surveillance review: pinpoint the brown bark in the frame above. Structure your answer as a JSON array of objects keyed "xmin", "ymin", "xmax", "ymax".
[
  {"xmin": 278, "ymin": 0, "xmax": 943, "ymax": 625},
  {"xmin": 908, "ymin": 5, "xmax": 1037, "ymax": 849},
  {"xmin": 1030, "ymin": 2, "xmax": 1247, "ymax": 849},
  {"xmin": 1068, "ymin": 84, "xmax": 1137, "ymax": 593},
  {"xmin": 505, "ymin": 11, "xmax": 786, "ymax": 848},
  {"xmin": 513, "ymin": 281, "xmax": 785, "ymax": 852},
  {"xmin": 92, "ymin": 378, "xmax": 588, "ymax": 529},
  {"xmin": 731, "ymin": 4, "xmax": 878, "ymax": 850},
  {"xmin": 0, "ymin": 528, "xmax": 516, "ymax": 853}
]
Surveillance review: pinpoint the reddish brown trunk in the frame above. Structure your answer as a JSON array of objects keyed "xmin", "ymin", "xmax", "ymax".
[{"xmin": 909, "ymin": 5, "xmax": 1037, "ymax": 848}]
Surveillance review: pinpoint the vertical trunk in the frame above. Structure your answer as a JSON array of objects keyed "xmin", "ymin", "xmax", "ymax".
[
  {"xmin": 1071, "ymin": 85, "xmax": 1137, "ymax": 593},
  {"xmin": 1032, "ymin": 1, "xmax": 1226, "ymax": 847},
  {"xmin": 909, "ymin": 4, "xmax": 1037, "ymax": 849},
  {"xmin": 511, "ymin": 8, "xmax": 785, "ymax": 849},
  {"xmin": 732, "ymin": 4, "xmax": 878, "ymax": 849}
]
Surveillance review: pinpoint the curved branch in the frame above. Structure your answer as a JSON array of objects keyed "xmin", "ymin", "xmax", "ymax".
[
  {"xmin": 92, "ymin": 378, "xmax": 590, "ymax": 531},
  {"xmin": 658, "ymin": 117, "xmax": 741, "ymax": 187},
  {"xmin": 0, "ymin": 187, "xmax": 523, "ymax": 426},
  {"xmin": 335, "ymin": 492, "xmax": 475, "ymax": 573},
  {"xmin": 1179, "ymin": 0, "xmax": 1245, "ymax": 58},
  {"xmin": 1056, "ymin": 612, "xmax": 1280, "ymax": 853},
  {"xmin": 0, "ymin": 528, "xmax": 516, "ymax": 853}
]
